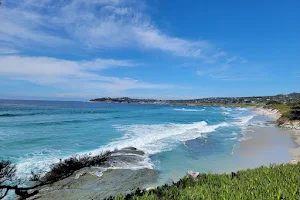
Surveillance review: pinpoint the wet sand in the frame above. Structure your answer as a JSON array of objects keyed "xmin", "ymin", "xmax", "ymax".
[
  {"xmin": 234, "ymin": 125, "xmax": 297, "ymax": 170},
  {"xmin": 288, "ymin": 130, "xmax": 300, "ymax": 163}
]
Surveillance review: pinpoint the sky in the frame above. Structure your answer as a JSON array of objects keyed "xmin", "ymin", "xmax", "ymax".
[{"xmin": 0, "ymin": 0, "xmax": 299, "ymax": 100}]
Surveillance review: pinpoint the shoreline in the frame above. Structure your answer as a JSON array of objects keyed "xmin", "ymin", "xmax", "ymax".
[
  {"xmin": 252, "ymin": 107, "xmax": 300, "ymax": 164},
  {"xmin": 252, "ymin": 107, "xmax": 281, "ymax": 119},
  {"xmin": 25, "ymin": 106, "xmax": 300, "ymax": 199}
]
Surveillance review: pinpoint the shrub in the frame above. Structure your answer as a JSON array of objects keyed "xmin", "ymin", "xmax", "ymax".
[
  {"xmin": 41, "ymin": 151, "xmax": 111, "ymax": 184},
  {"xmin": 266, "ymin": 100, "xmax": 282, "ymax": 105},
  {"xmin": 288, "ymin": 101, "xmax": 300, "ymax": 120}
]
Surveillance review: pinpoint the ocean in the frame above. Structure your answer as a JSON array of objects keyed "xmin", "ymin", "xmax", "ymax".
[{"xmin": 0, "ymin": 99, "xmax": 293, "ymax": 187}]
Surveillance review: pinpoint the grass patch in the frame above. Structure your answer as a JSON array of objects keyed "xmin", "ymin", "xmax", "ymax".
[
  {"xmin": 110, "ymin": 163, "xmax": 300, "ymax": 200},
  {"xmin": 265, "ymin": 104, "xmax": 291, "ymax": 114}
]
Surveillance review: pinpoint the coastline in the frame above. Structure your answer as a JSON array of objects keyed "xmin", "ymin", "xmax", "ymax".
[
  {"xmin": 252, "ymin": 107, "xmax": 281, "ymax": 119},
  {"xmin": 252, "ymin": 107, "xmax": 300, "ymax": 164},
  {"xmin": 23, "ymin": 105, "xmax": 300, "ymax": 199}
]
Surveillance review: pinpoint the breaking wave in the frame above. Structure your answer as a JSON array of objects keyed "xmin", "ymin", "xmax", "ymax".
[{"xmin": 98, "ymin": 121, "xmax": 229, "ymax": 155}]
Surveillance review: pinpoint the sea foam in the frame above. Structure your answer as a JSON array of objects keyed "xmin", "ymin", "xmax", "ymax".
[
  {"xmin": 173, "ymin": 108, "xmax": 205, "ymax": 112},
  {"xmin": 14, "ymin": 120, "xmax": 231, "ymax": 179},
  {"xmin": 12, "ymin": 106, "xmax": 254, "ymax": 183},
  {"xmin": 101, "ymin": 121, "xmax": 229, "ymax": 155},
  {"xmin": 234, "ymin": 115, "xmax": 255, "ymax": 126}
]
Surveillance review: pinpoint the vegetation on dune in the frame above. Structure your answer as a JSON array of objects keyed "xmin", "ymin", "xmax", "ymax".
[
  {"xmin": 109, "ymin": 163, "xmax": 300, "ymax": 200},
  {"xmin": 271, "ymin": 101, "xmax": 300, "ymax": 125},
  {"xmin": 283, "ymin": 101, "xmax": 300, "ymax": 121},
  {"xmin": 265, "ymin": 103, "xmax": 291, "ymax": 114}
]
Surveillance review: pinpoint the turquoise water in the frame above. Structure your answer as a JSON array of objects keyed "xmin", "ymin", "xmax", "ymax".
[{"xmin": 0, "ymin": 100, "xmax": 292, "ymax": 186}]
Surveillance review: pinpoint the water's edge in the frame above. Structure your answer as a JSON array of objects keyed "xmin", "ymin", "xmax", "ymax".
[{"xmin": 28, "ymin": 108, "xmax": 298, "ymax": 200}]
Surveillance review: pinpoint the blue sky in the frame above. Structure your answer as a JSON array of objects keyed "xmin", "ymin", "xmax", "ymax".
[{"xmin": 0, "ymin": 0, "xmax": 299, "ymax": 100}]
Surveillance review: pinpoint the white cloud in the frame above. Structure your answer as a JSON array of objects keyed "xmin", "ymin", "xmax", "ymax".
[
  {"xmin": 203, "ymin": 50, "xmax": 227, "ymax": 64},
  {"xmin": 0, "ymin": 47, "xmax": 20, "ymax": 54},
  {"xmin": 196, "ymin": 70, "xmax": 207, "ymax": 76},
  {"xmin": 226, "ymin": 56, "xmax": 237, "ymax": 63},
  {"xmin": 0, "ymin": 0, "xmax": 214, "ymax": 58},
  {"xmin": 0, "ymin": 56, "xmax": 172, "ymax": 92},
  {"xmin": 0, "ymin": 7, "xmax": 72, "ymax": 48}
]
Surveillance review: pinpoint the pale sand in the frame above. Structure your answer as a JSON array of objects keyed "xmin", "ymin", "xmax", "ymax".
[
  {"xmin": 252, "ymin": 107, "xmax": 300, "ymax": 164},
  {"xmin": 288, "ymin": 130, "xmax": 300, "ymax": 163},
  {"xmin": 252, "ymin": 107, "xmax": 281, "ymax": 119},
  {"xmin": 236, "ymin": 126, "xmax": 295, "ymax": 166}
]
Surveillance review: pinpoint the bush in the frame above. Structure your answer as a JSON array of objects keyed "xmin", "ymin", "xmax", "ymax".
[
  {"xmin": 266, "ymin": 100, "xmax": 282, "ymax": 105},
  {"xmin": 288, "ymin": 101, "xmax": 300, "ymax": 120},
  {"xmin": 41, "ymin": 151, "xmax": 111, "ymax": 184}
]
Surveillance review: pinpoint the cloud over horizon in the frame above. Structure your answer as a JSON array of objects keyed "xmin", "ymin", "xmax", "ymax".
[{"xmin": 0, "ymin": 55, "xmax": 173, "ymax": 97}]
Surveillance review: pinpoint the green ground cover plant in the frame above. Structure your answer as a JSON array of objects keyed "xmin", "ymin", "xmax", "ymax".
[{"xmin": 111, "ymin": 163, "xmax": 300, "ymax": 200}]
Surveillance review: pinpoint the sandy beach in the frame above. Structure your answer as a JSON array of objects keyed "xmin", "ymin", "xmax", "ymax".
[
  {"xmin": 252, "ymin": 107, "xmax": 281, "ymax": 119},
  {"xmin": 252, "ymin": 108, "xmax": 300, "ymax": 164},
  {"xmin": 235, "ymin": 126, "xmax": 296, "ymax": 168}
]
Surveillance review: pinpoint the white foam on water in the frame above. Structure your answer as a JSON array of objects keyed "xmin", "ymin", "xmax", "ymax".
[
  {"xmin": 236, "ymin": 107, "xmax": 248, "ymax": 111},
  {"xmin": 232, "ymin": 132, "xmax": 239, "ymax": 136},
  {"xmin": 15, "ymin": 148, "xmax": 153, "ymax": 183},
  {"xmin": 12, "ymin": 109, "xmax": 258, "ymax": 184},
  {"xmin": 109, "ymin": 157, "xmax": 154, "ymax": 170},
  {"xmin": 238, "ymin": 136, "xmax": 252, "ymax": 142},
  {"xmin": 231, "ymin": 144, "xmax": 236, "ymax": 155},
  {"xmin": 233, "ymin": 115, "xmax": 255, "ymax": 126},
  {"xmin": 222, "ymin": 111, "xmax": 230, "ymax": 115},
  {"xmin": 15, "ymin": 149, "xmax": 62, "ymax": 180},
  {"xmin": 221, "ymin": 107, "xmax": 232, "ymax": 111},
  {"xmin": 173, "ymin": 108, "xmax": 205, "ymax": 112},
  {"xmin": 86, "ymin": 121, "xmax": 230, "ymax": 171},
  {"xmin": 94, "ymin": 121, "xmax": 230, "ymax": 156},
  {"xmin": 225, "ymin": 137, "xmax": 238, "ymax": 141}
]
